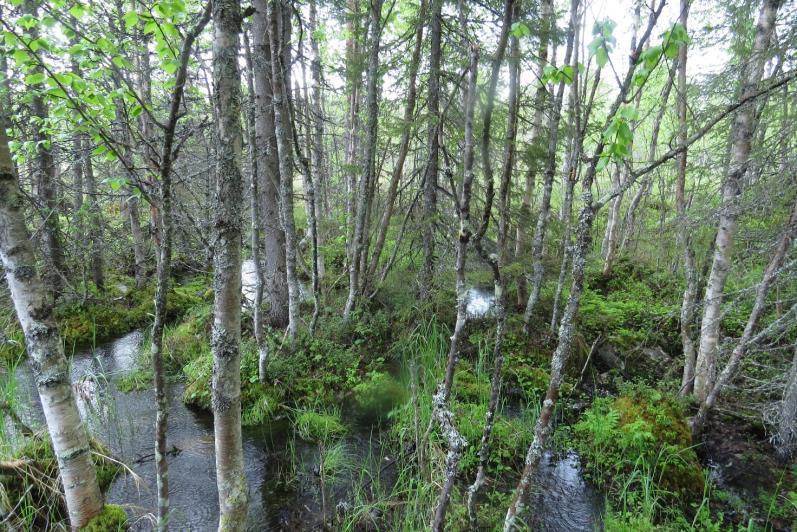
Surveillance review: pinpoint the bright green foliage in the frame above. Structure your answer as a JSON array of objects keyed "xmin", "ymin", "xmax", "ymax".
[
  {"xmin": 295, "ymin": 407, "xmax": 346, "ymax": 442},
  {"xmin": 116, "ymin": 368, "xmax": 152, "ymax": 392},
  {"xmin": 587, "ymin": 19, "xmax": 617, "ymax": 68},
  {"xmin": 455, "ymin": 400, "xmax": 537, "ymax": 475}
]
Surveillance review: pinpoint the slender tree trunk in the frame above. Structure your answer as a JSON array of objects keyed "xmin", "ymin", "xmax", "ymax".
[
  {"xmin": 72, "ymin": 138, "xmax": 84, "ymax": 213},
  {"xmin": 430, "ymin": 18, "xmax": 478, "ymax": 529},
  {"xmin": 149, "ymin": 6, "xmax": 213, "ymax": 528},
  {"xmin": 343, "ymin": 0, "xmax": 362, "ymax": 275},
  {"xmin": 252, "ymin": 0, "xmax": 289, "ymax": 330},
  {"xmin": 600, "ymin": 3, "xmax": 641, "ymax": 277},
  {"xmin": 674, "ymin": 0, "xmax": 699, "ymax": 396},
  {"xmin": 691, "ymin": 194, "xmax": 797, "ymax": 436},
  {"xmin": 467, "ymin": 2, "xmax": 519, "ymax": 523},
  {"xmin": 601, "ymin": 164, "xmax": 623, "ymax": 275},
  {"xmin": 83, "ymin": 146, "xmax": 105, "ymax": 291},
  {"xmin": 694, "ymin": 0, "xmax": 780, "ymax": 402},
  {"xmin": 521, "ymin": 6, "xmax": 576, "ymax": 332},
  {"xmin": 26, "ymin": 0, "xmax": 67, "ymax": 296},
  {"xmin": 125, "ymin": 189, "xmax": 148, "ymax": 288},
  {"xmin": 292, "ymin": 91, "xmax": 321, "ymax": 334},
  {"xmin": 550, "ymin": 17, "xmax": 584, "ymax": 333},
  {"xmin": 420, "ymin": 0, "xmax": 442, "ymax": 300},
  {"xmin": 776, "ymin": 340, "xmax": 797, "ymax": 461},
  {"xmin": 364, "ymin": 0, "xmax": 426, "ymax": 290},
  {"xmin": 0, "ymin": 112, "xmax": 103, "ymax": 530},
  {"xmin": 619, "ymin": 66, "xmax": 674, "ymax": 254},
  {"xmin": 211, "ymin": 0, "xmax": 249, "ymax": 527},
  {"xmin": 504, "ymin": 4, "xmax": 664, "ymax": 528},
  {"xmin": 269, "ymin": 0, "xmax": 301, "ymax": 339},
  {"xmin": 515, "ymin": 0, "xmax": 552, "ymax": 308},
  {"xmin": 244, "ymin": 29, "xmax": 269, "ymax": 384},
  {"xmin": 308, "ymin": 0, "xmax": 327, "ymax": 280},
  {"xmin": 344, "ymin": 0, "xmax": 383, "ymax": 320}
]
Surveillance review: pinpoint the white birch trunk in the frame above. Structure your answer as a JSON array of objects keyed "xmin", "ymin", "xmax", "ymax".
[
  {"xmin": 0, "ymin": 110, "xmax": 103, "ymax": 530},
  {"xmin": 694, "ymin": 0, "xmax": 779, "ymax": 402}
]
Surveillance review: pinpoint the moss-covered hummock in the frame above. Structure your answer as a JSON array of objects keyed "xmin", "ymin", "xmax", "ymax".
[
  {"xmin": 1, "ymin": 276, "xmax": 209, "ymax": 364},
  {"xmin": 572, "ymin": 383, "xmax": 704, "ymax": 500},
  {"xmin": 81, "ymin": 503, "xmax": 127, "ymax": 531},
  {"xmin": 1, "ymin": 434, "xmax": 123, "ymax": 528}
]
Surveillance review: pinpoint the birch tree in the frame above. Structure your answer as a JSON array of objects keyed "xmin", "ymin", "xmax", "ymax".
[
  {"xmin": 0, "ymin": 108, "xmax": 103, "ymax": 529},
  {"xmin": 211, "ymin": 0, "xmax": 249, "ymax": 526},
  {"xmin": 693, "ymin": 0, "xmax": 781, "ymax": 402}
]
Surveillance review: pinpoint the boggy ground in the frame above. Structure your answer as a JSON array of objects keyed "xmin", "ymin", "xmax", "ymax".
[{"xmin": 1, "ymin": 260, "xmax": 795, "ymax": 530}]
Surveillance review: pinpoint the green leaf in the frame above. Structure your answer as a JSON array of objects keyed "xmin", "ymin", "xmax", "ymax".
[
  {"xmin": 112, "ymin": 56, "xmax": 126, "ymax": 68},
  {"xmin": 12, "ymin": 49, "xmax": 30, "ymax": 66},
  {"xmin": 18, "ymin": 14, "xmax": 38, "ymax": 29},
  {"xmin": 96, "ymin": 37, "xmax": 115, "ymax": 54},
  {"xmin": 510, "ymin": 22, "xmax": 531, "ymax": 38},
  {"xmin": 123, "ymin": 11, "xmax": 140, "ymax": 27},
  {"xmin": 163, "ymin": 59, "xmax": 179, "ymax": 74},
  {"xmin": 596, "ymin": 47, "xmax": 609, "ymax": 68},
  {"xmin": 25, "ymin": 72, "xmax": 45, "ymax": 85},
  {"xmin": 596, "ymin": 155, "xmax": 610, "ymax": 172},
  {"xmin": 69, "ymin": 4, "xmax": 86, "ymax": 19}
]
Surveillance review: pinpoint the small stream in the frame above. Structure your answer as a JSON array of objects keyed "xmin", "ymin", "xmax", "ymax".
[{"xmin": 6, "ymin": 264, "xmax": 602, "ymax": 530}]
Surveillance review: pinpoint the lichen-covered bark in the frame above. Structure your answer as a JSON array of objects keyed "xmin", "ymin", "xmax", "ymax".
[
  {"xmin": 364, "ymin": 0, "xmax": 426, "ymax": 292},
  {"xmin": 252, "ymin": 0, "xmax": 289, "ymax": 331},
  {"xmin": 0, "ymin": 110, "xmax": 103, "ymax": 530},
  {"xmin": 211, "ymin": 0, "xmax": 249, "ymax": 527},
  {"xmin": 694, "ymin": 0, "xmax": 780, "ymax": 402},
  {"xmin": 674, "ymin": 0, "xmax": 698, "ymax": 396},
  {"xmin": 776, "ymin": 341, "xmax": 797, "ymax": 461},
  {"xmin": 467, "ymin": 0, "xmax": 519, "ymax": 524},
  {"xmin": 514, "ymin": 0, "xmax": 552, "ymax": 308},
  {"xmin": 308, "ymin": 0, "xmax": 327, "ymax": 280},
  {"xmin": 25, "ymin": 0, "xmax": 67, "ymax": 295},
  {"xmin": 504, "ymin": 3, "xmax": 665, "ymax": 527},
  {"xmin": 429, "ymin": 13, "xmax": 479, "ymax": 527},
  {"xmin": 521, "ymin": 0, "xmax": 576, "ymax": 331},
  {"xmin": 269, "ymin": 0, "xmax": 301, "ymax": 339},
  {"xmin": 243, "ymin": 30, "xmax": 269, "ymax": 383}
]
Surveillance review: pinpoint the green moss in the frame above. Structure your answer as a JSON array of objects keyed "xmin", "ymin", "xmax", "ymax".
[
  {"xmin": 241, "ymin": 383, "xmax": 283, "ymax": 426},
  {"xmin": 163, "ymin": 303, "xmax": 212, "ymax": 371},
  {"xmin": 81, "ymin": 504, "xmax": 127, "ymax": 531},
  {"xmin": 453, "ymin": 361, "xmax": 490, "ymax": 402}
]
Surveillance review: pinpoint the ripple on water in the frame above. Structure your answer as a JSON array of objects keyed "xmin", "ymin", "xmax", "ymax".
[{"xmin": 528, "ymin": 451, "xmax": 603, "ymax": 531}]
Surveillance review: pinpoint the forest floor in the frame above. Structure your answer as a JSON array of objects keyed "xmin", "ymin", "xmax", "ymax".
[{"xmin": 1, "ymin": 259, "xmax": 795, "ymax": 530}]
